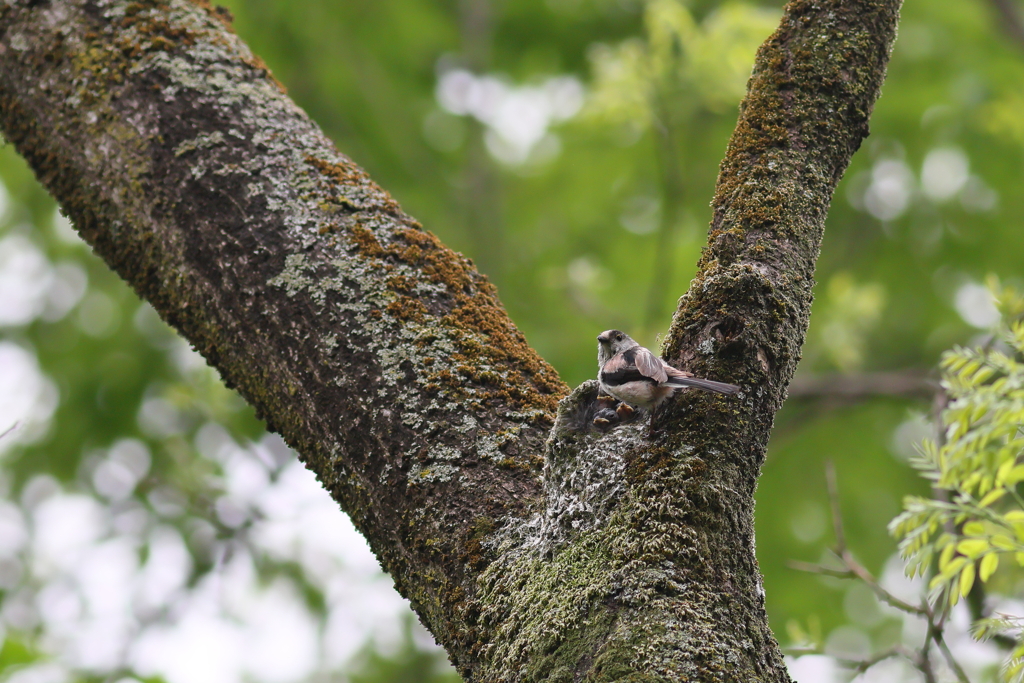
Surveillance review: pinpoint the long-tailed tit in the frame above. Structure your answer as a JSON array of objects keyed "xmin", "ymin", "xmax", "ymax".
[{"xmin": 597, "ymin": 330, "xmax": 739, "ymax": 429}]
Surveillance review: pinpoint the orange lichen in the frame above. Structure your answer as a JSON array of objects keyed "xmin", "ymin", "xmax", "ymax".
[
  {"xmin": 386, "ymin": 274, "xmax": 414, "ymax": 294},
  {"xmin": 318, "ymin": 222, "xmax": 343, "ymax": 236},
  {"xmin": 305, "ymin": 155, "xmax": 401, "ymax": 213},
  {"xmin": 347, "ymin": 225, "xmax": 385, "ymax": 258},
  {"xmin": 386, "ymin": 297, "xmax": 427, "ymax": 323},
  {"xmin": 241, "ymin": 53, "xmax": 287, "ymax": 92},
  {"xmin": 343, "ymin": 209, "xmax": 564, "ymax": 414},
  {"xmin": 118, "ymin": 4, "xmax": 198, "ymax": 53}
]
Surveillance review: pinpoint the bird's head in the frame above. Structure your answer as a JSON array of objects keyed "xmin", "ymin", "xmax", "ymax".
[{"xmin": 597, "ymin": 329, "xmax": 637, "ymax": 364}]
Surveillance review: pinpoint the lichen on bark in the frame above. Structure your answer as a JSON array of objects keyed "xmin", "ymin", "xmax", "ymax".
[{"xmin": 0, "ymin": 0, "xmax": 900, "ymax": 680}]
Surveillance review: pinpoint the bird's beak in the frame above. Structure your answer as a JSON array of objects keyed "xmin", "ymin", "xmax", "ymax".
[{"xmin": 597, "ymin": 334, "xmax": 607, "ymax": 343}]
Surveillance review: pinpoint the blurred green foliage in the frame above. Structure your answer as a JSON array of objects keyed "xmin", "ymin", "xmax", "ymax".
[{"xmin": 4, "ymin": 0, "xmax": 1024, "ymax": 680}]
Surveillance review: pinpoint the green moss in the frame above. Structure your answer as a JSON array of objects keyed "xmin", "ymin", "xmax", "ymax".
[
  {"xmin": 332, "ymin": 214, "xmax": 567, "ymax": 415},
  {"xmin": 475, "ymin": 438, "xmax": 775, "ymax": 681}
]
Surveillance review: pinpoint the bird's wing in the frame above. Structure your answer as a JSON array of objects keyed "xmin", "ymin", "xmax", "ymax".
[
  {"xmin": 634, "ymin": 347, "xmax": 668, "ymax": 384},
  {"xmin": 663, "ymin": 363, "xmax": 740, "ymax": 394},
  {"xmin": 601, "ymin": 349, "xmax": 660, "ymax": 386}
]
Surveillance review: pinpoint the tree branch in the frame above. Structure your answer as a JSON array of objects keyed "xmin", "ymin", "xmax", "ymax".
[
  {"xmin": 0, "ymin": 1, "xmax": 561, "ymax": 674},
  {"xmin": 0, "ymin": 0, "xmax": 900, "ymax": 679},
  {"xmin": 984, "ymin": 0, "xmax": 1024, "ymax": 52},
  {"xmin": 788, "ymin": 371, "xmax": 936, "ymax": 400}
]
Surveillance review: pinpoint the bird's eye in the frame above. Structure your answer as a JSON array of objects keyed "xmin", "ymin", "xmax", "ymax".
[{"xmin": 615, "ymin": 334, "xmax": 622, "ymax": 341}]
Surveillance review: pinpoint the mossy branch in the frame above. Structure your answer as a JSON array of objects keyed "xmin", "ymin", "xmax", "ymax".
[{"xmin": 0, "ymin": 0, "xmax": 899, "ymax": 680}]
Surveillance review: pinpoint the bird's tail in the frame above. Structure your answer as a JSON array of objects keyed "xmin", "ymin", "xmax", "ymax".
[{"xmin": 666, "ymin": 377, "xmax": 740, "ymax": 395}]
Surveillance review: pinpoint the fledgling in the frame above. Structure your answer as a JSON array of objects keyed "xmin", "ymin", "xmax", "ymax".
[{"xmin": 597, "ymin": 329, "xmax": 739, "ymax": 429}]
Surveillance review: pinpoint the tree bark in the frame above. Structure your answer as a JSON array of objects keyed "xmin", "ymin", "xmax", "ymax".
[{"xmin": 0, "ymin": 0, "xmax": 899, "ymax": 680}]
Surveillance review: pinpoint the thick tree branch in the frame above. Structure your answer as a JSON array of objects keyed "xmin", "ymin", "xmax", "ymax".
[
  {"xmin": 0, "ymin": 0, "xmax": 899, "ymax": 680},
  {"xmin": 788, "ymin": 371, "xmax": 936, "ymax": 400},
  {"xmin": 0, "ymin": 0, "xmax": 563, "ymax": 674}
]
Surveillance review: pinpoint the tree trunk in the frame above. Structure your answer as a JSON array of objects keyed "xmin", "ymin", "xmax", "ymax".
[{"xmin": 0, "ymin": 0, "xmax": 900, "ymax": 680}]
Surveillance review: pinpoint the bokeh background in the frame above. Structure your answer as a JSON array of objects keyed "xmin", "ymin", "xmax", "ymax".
[{"xmin": 1, "ymin": 0, "xmax": 1022, "ymax": 680}]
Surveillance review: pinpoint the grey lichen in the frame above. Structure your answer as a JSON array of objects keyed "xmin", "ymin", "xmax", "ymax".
[
  {"xmin": 470, "ymin": 374, "xmax": 769, "ymax": 680},
  {"xmin": 542, "ymin": 384, "xmax": 641, "ymax": 548},
  {"xmin": 266, "ymin": 253, "xmax": 315, "ymax": 297},
  {"xmin": 408, "ymin": 462, "xmax": 460, "ymax": 485},
  {"xmin": 476, "ymin": 427, "xmax": 763, "ymax": 681},
  {"xmin": 173, "ymin": 129, "xmax": 224, "ymax": 156}
]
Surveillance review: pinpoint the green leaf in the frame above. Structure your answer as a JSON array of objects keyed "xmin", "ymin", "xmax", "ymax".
[
  {"xmin": 980, "ymin": 488, "xmax": 1007, "ymax": 507},
  {"xmin": 964, "ymin": 521, "xmax": 987, "ymax": 536},
  {"xmin": 998, "ymin": 458, "xmax": 1016, "ymax": 483},
  {"xmin": 949, "ymin": 583, "xmax": 962, "ymax": 608},
  {"xmin": 1005, "ymin": 466, "xmax": 1024, "ymax": 486},
  {"xmin": 992, "ymin": 534, "xmax": 1017, "ymax": 550},
  {"xmin": 957, "ymin": 538, "xmax": 990, "ymax": 558},
  {"xmin": 939, "ymin": 542, "xmax": 957, "ymax": 569},
  {"xmin": 980, "ymin": 552, "xmax": 999, "ymax": 581},
  {"xmin": 960, "ymin": 561, "xmax": 976, "ymax": 597}
]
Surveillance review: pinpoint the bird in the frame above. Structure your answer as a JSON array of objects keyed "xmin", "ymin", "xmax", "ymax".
[{"xmin": 597, "ymin": 329, "xmax": 739, "ymax": 431}]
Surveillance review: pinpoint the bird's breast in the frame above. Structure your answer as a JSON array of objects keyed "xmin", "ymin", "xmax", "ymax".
[{"xmin": 600, "ymin": 379, "xmax": 673, "ymax": 410}]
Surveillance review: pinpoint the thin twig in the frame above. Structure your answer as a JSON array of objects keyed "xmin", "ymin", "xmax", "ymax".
[
  {"xmin": 824, "ymin": 463, "xmax": 930, "ymax": 616},
  {"xmin": 0, "ymin": 422, "xmax": 18, "ymax": 441},
  {"xmin": 837, "ymin": 644, "xmax": 916, "ymax": 673},
  {"xmin": 918, "ymin": 636, "xmax": 938, "ymax": 683},
  {"xmin": 793, "ymin": 463, "xmax": 975, "ymax": 682},
  {"xmin": 786, "ymin": 559, "xmax": 854, "ymax": 579},
  {"xmin": 843, "ymin": 558, "xmax": 928, "ymax": 616},
  {"xmin": 789, "ymin": 555, "xmax": 928, "ymax": 613},
  {"xmin": 814, "ymin": 374, "xmax": 982, "ymax": 683},
  {"xmin": 826, "ymin": 460, "xmax": 847, "ymax": 550},
  {"xmin": 932, "ymin": 626, "xmax": 972, "ymax": 683}
]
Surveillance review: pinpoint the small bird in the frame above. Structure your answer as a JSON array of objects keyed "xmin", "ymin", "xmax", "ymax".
[{"xmin": 597, "ymin": 329, "xmax": 739, "ymax": 430}]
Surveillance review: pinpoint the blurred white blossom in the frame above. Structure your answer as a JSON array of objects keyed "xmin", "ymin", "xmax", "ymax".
[
  {"xmin": 0, "ymin": 234, "xmax": 53, "ymax": 327},
  {"xmin": 437, "ymin": 69, "xmax": 583, "ymax": 165},
  {"xmin": 0, "ymin": 431, "xmax": 435, "ymax": 683},
  {"xmin": 954, "ymin": 281, "xmax": 999, "ymax": 328},
  {"xmin": 921, "ymin": 146, "xmax": 969, "ymax": 202},
  {"xmin": 849, "ymin": 146, "xmax": 997, "ymax": 224},
  {"xmin": 0, "ymin": 343, "xmax": 58, "ymax": 453},
  {"xmin": 619, "ymin": 195, "xmax": 661, "ymax": 235},
  {"xmin": 785, "ymin": 654, "xmax": 840, "ymax": 683},
  {"xmin": 863, "ymin": 159, "xmax": 914, "ymax": 221}
]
